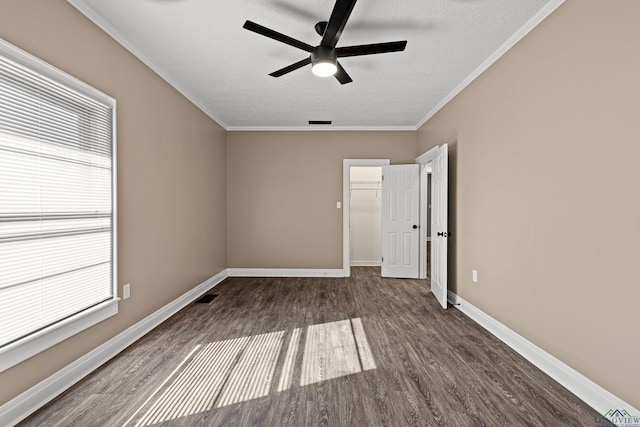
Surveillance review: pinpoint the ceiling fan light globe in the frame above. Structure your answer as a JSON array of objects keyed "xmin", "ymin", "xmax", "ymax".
[{"xmin": 312, "ymin": 61, "xmax": 337, "ymax": 77}]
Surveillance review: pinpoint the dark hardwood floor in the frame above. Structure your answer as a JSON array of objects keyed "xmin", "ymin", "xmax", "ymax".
[{"xmin": 22, "ymin": 267, "xmax": 609, "ymax": 426}]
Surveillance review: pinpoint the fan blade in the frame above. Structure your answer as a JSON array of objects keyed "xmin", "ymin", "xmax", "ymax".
[
  {"xmin": 321, "ymin": 0, "xmax": 358, "ymax": 48},
  {"xmin": 334, "ymin": 62, "xmax": 353, "ymax": 85},
  {"xmin": 336, "ymin": 41, "xmax": 407, "ymax": 58},
  {"xmin": 243, "ymin": 21, "xmax": 314, "ymax": 52},
  {"xmin": 269, "ymin": 57, "xmax": 312, "ymax": 77}
]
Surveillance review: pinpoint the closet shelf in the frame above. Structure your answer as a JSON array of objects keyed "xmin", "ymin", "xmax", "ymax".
[{"xmin": 350, "ymin": 180, "xmax": 381, "ymax": 190}]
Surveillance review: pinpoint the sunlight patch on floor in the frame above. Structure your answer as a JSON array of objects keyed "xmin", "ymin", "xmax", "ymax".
[
  {"xmin": 131, "ymin": 318, "xmax": 376, "ymax": 426},
  {"xmin": 215, "ymin": 330, "xmax": 284, "ymax": 407},
  {"xmin": 276, "ymin": 327, "xmax": 301, "ymax": 392},
  {"xmin": 300, "ymin": 318, "xmax": 376, "ymax": 386}
]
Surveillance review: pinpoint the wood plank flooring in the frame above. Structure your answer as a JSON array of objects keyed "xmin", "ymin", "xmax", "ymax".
[{"xmin": 21, "ymin": 268, "xmax": 610, "ymax": 426}]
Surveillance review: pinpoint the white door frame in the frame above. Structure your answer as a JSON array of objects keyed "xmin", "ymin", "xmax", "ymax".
[
  {"xmin": 415, "ymin": 146, "xmax": 439, "ymax": 279},
  {"xmin": 343, "ymin": 159, "xmax": 390, "ymax": 277}
]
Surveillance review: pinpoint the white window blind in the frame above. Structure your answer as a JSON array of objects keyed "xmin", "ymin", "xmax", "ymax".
[{"xmin": 0, "ymin": 41, "xmax": 116, "ymax": 363}]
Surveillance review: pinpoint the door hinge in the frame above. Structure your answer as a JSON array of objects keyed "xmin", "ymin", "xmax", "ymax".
[{"xmin": 381, "ymin": 256, "xmax": 384, "ymax": 262}]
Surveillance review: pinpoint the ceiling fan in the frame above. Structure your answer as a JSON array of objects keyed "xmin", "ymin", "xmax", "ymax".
[{"xmin": 243, "ymin": 0, "xmax": 407, "ymax": 84}]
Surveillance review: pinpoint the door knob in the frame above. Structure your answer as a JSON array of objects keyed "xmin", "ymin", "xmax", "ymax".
[{"xmin": 412, "ymin": 225, "xmax": 418, "ymax": 229}]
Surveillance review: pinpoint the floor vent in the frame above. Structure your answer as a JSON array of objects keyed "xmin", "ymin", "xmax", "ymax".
[{"xmin": 195, "ymin": 294, "xmax": 218, "ymax": 304}]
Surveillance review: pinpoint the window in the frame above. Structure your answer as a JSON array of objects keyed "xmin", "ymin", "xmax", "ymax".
[{"xmin": 0, "ymin": 39, "xmax": 117, "ymax": 372}]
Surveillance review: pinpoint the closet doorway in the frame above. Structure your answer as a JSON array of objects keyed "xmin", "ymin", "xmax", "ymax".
[
  {"xmin": 349, "ymin": 166, "xmax": 383, "ymax": 268},
  {"xmin": 342, "ymin": 159, "xmax": 389, "ymax": 277}
]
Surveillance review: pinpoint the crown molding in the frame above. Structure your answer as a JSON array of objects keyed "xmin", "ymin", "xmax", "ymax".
[
  {"xmin": 225, "ymin": 126, "xmax": 417, "ymax": 132},
  {"xmin": 66, "ymin": 0, "xmax": 230, "ymax": 130},
  {"xmin": 415, "ymin": 0, "xmax": 566, "ymax": 129}
]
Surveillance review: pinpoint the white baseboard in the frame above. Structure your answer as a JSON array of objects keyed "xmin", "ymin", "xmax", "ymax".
[
  {"xmin": 350, "ymin": 261, "xmax": 381, "ymax": 267},
  {"xmin": 0, "ymin": 269, "xmax": 229, "ymax": 427},
  {"xmin": 447, "ymin": 290, "xmax": 639, "ymax": 420},
  {"xmin": 227, "ymin": 268, "xmax": 345, "ymax": 278}
]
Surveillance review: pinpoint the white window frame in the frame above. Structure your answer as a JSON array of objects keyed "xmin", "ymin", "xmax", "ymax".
[{"xmin": 0, "ymin": 38, "xmax": 118, "ymax": 373}]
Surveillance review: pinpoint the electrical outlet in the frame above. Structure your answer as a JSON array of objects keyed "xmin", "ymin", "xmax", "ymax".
[
  {"xmin": 336, "ymin": 201, "xmax": 341, "ymax": 209},
  {"xmin": 472, "ymin": 270, "xmax": 478, "ymax": 283},
  {"xmin": 123, "ymin": 283, "xmax": 131, "ymax": 300}
]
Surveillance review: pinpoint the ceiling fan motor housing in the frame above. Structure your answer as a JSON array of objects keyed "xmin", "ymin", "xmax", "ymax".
[{"xmin": 311, "ymin": 46, "xmax": 337, "ymax": 66}]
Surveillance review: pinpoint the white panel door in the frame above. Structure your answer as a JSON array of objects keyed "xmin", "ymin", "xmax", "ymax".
[
  {"xmin": 381, "ymin": 164, "xmax": 420, "ymax": 278},
  {"xmin": 431, "ymin": 144, "xmax": 448, "ymax": 309}
]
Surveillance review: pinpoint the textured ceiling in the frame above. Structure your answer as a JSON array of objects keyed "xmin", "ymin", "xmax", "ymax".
[{"xmin": 68, "ymin": 0, "xmax": 562, "ymax": 130}]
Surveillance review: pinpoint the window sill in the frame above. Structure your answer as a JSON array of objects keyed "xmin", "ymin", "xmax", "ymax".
[{"xmin": 0, "ymin": 298, "xmax": 119, "ymax": 373}]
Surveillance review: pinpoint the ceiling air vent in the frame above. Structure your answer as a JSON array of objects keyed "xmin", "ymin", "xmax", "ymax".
[{"xmin": 308, "ymin": 120, "xmax": 332, "ymax": 125}]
